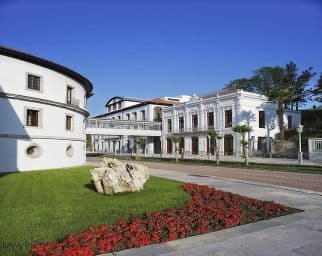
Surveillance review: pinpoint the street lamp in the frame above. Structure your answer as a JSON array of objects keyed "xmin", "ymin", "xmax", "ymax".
[{"xmin": 297, "ymin": 124, "xmax": 304, "ymax": 165}]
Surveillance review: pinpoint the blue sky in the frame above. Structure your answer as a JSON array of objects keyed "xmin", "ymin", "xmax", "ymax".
[{"xmin": 1, "ymin": 0, "xmax": 322, "ymax": 115}]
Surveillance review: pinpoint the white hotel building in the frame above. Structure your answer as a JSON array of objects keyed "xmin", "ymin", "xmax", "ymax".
[
  {"xmin": 0, "ymin": 46, "xmax": 93, "ymax": 172},
  {"xmin": 86, "ymin": 95, "xmax": 190, "ymax": 155},
  {"xmin": 162, "ymin": 89, "xmax": 301, "ymax": 158}
]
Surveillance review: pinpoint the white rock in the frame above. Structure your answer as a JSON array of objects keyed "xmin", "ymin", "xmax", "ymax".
[{"xmin": 90, "ymin": 158, "xmax": 150, "ymax": 195}]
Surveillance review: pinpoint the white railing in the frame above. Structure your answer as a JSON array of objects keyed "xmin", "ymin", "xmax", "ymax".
[
  {"xmin": 66, "ymin": 97, "xmax": 80, "ymax": 108},
  {"xmin": 311, "ymin": 138, "xmax": 322, "ymax": 152},
  {"xmin": 87, "ymin": 119, "xmax": 162, "ymax": 131},
  {"xmin": 308, "ymin": 138, "xmax": 322, "ymax": 161}
]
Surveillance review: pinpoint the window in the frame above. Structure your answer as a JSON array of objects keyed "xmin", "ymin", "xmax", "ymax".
[
  {"xmin": 27, "ymin": 74, "xmax": 41, "ymax": 91},
  {"xmin": 257, "ymin": 137, "xmax": 266, "ymax": 151},
  {"xmin": 225, "ymin": 110, "xmax": 232, "ymax": 128},
  {"xmin": 66, "ymin": 86, "xmax": 73, "ymax": 105},
  {"xmin": 133, "ymin": 112, "xmax": 137, "ymax": 120},
  {"xmin": 66, "ymin": 145, "xmax": 74, "ymax": 157},
  {"xmin": 141, "ymin": 110, "xmax": 146, "ymax": 121},
  {"xmin": 207, "ymin": 112, "xmax": 214, "ymax": 128},
  {"xmin": 112, "ymin": 104, "xmax": 116, "ymax": 110},
  {"xmin": 26, "ymin": 109, "xmax": 39, "ymax": 127},
  {"xmin": 179, "ymin": 137, "xmax": 184, "ymax": 154},
  {"xmin": 108, "ymin": 106, "xmax": 111, "ymax": 112},
  {"xmin": 117, "ymin": 102, "xmax": 121, "ymax": 109},
  {"xmin": 179, "ymin": 116, "xmax": 184, "ymax": 131},
  {"xmin": 84, "ymin": 96, "xmax": 87, "ymax": 108},
  {"xmin": 192, "ymin": 114, "xmax": 198, "ymax": 131},
  {"xmin": 287, "ymin": 116, "xmax": 292, "ymax": 129},
  {"xmin": 166, "ymin": 138, "xmax": 172, "ymax": 154},
  {"xmin": 167, "ymin": 119, "xmax": 172, "ymax": 132},
  {"xmin": 191, "ymin": 137, "xmax": 199, "ymax": 155},
  {"xmin": 153, "ymin": 107, "xmax": 162, "ymax": 121},
  {"xmin": 126, "ymin": 113, "xmax": 130, "ymax": 120},
  {"xmin": 26, "ymin": 144, "xmax": 41, "ymax": 158},
  {"xmin": 259, "ymin": 111, "xmax": 265, "ymax": 128},
  {"xmin": 66, "ymin": 115, "xmax": 73, "ymax": 131}
]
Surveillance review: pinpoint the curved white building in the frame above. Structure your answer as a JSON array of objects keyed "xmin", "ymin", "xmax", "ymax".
[{"xmin": 0, "ymin": 46, "xmax": 93, "ymax": 172}]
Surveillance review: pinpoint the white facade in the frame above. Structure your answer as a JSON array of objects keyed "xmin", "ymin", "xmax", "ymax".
[
  {"xmin": 162, "ymin": 90, "xmax": 301, "ymax": 158},
  {"xmin": 0, "ymin": 47, "xmax": 93, "ymax": 172},
  {"xmin": 87, "ymin": 96, "xmax": 190, "ymax": 155}
]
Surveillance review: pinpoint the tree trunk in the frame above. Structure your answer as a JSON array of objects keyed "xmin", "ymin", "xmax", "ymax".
[
  {"xmin": 135, "ymin": 144, "xmax": 139, "ymax": 160},
  {"xmin": 245, "ymin": 146, "xmax": 249, "ymax": 166},
  {"xmin": 277, "ymin": 105, "xmax": 285, "ymax": 140},
  {"xmin": 215, "ymin": 149, "xmax": 219, "ymax": 165},
  {"xmin": 175, "ymin": 144, "xmax": 178, "ymax": 163}
]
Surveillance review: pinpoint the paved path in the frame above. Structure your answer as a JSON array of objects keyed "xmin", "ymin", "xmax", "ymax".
[
  {"xmin": 87, "ymin": 157, "xmax": 322, "ymax": 192},
  {"xmin": 98, "ymin": 168, "xmax": 322, "ymax": 256}
]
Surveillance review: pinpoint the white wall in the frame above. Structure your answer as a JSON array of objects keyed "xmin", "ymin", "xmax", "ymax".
[{"xmin": 0, "ymin": 54, "xmax": 89, "ymax": 172}]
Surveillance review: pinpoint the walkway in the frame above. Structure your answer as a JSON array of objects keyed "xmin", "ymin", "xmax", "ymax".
[
  {"xmin": 96, "ymin": 168, "xmax": 322, "ymax": 256},
  {"xmin": 87, "ymin": 157, "xmax": 322, "ymax": 192}
]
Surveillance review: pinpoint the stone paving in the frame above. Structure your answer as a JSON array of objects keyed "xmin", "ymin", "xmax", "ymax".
[{"xmin": 97, "ymin": 168, "xmax": 322, "ymax": 256}]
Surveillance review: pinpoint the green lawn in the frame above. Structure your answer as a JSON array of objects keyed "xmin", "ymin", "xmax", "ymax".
[
  {"xmin": 102, "ymin": 155, "xmax": 322, "ymax": 174},
  {"xmin": 0, "ymin": 166, "xmax": 190, "ymax": 256}
]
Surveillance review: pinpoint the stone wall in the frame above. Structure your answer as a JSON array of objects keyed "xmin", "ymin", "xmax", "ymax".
[{"xmin": 272, "ymin": 140, "xmax": 298, "ymax": 159}]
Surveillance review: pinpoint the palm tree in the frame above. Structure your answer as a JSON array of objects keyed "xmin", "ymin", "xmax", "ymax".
[
  {"xmin": 232, "ymin": 125, "xmax": 252, "ymax": 166},
  {"xmin": 207, "ymin": 129, "xmax": 222, "ymax": 165},
  {"xmin": 134, "ymin": 137, "xmax": 145, "ymax": 160},
  {"xmin": 170, "ymin": 135, "xmax": 180, "ymax": 163}
]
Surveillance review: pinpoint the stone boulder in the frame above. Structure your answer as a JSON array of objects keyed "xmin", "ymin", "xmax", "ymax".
[{"xmin": 90, "ymin": 158, "xmax": 149, "ymax": 195}]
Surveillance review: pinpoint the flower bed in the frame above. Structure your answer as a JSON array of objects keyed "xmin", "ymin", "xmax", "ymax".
[{"xmin": 30, "ymin": 183, "xmax": 298, "ymax": 256}]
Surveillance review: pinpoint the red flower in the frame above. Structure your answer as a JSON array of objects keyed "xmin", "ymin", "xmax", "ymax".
[{"xmin": 29, "ymin": 183, "xmax": 297, "ymax": 256}]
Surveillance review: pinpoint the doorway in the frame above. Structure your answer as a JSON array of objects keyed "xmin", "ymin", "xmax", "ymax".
[{"xmin": 224, "ymin": 134, "xmax": 233, "ymax": 155}]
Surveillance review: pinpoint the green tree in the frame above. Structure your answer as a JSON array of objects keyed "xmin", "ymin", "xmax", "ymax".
[
  {"xmin": 170, "ymin": 135, "xmax": 180, "ymax": 163},
  {"xmin": 312, "ymin": 74, "xmax": 322, "ymax": 103},
  {"xmin": 134, "ymin": 137, "xmax": 145, "ymax": 160},
  {"xmin": 285, "ymin": 62, "xmax": 315, "ymax": 110},
  {"xmin": 232, "ymin": 125, "xmax": 252, "ymax": 166},
  {"xmin": 207, "ymin": 129, "xmax": 222, "ymax": 165},
  {"xmin": 225, "ymin": 63, "xmax": 316, "ymax": 139}
]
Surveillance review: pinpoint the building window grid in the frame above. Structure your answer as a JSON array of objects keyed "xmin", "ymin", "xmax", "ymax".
[
  {"xmin": 192, "ymin": 114, "xmax": 198, "ymax": 131},
  {"xmin": 259, "ymin": 111, "xmax": 265, "ymax": 128},
  {"xmin": 207, "ymin": 112, "xmax": 214, "ymax": 129},
  {"xmin": 66, "ymin": 115, "xmax": 73, "ymax": 131},
  {"xmin": 225, "ymin": 110, "xmax": 232, "ymax": 128},
  {"xmin": 179, "ymin": 116, "xmax": 184, "ymax": 131},
  {"xmin": 167, "ymin": 119, "xmax": 172, "ymax": 132},
  {"xmin": 26, "ymin": 109, "xmax": 39, "ymax": 127},
  {"xmin": 27, "ymin": 74, "xmax": 41, "ymax": 91}
]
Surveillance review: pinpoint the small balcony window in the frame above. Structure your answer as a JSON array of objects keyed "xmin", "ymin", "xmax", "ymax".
[
  {"xmin": 179, "ymin": 116, "xmax": 184, "ymax": 131},
  {"xmin": 259, "ymin": 111, "xmax": 265, "ymax": 128},
  {"xmin": 192, "ymin": 115, "xmax": 198, "ymax": 131},
  {"xmin": 225, "ymin": 110, "xmax": 232, "ymax": 128},
  {"xmin": 167, "ymin": 119, "xmax": 172, "ymax": 132},
  {"xmin": 207, "ymin": 112, "xmax": 214, "ymax": 128}
]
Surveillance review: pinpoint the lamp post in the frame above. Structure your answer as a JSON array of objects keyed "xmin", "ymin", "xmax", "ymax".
[{"xmin": 297, "ymin": 124, "xmax": 304, "ymax": 165}]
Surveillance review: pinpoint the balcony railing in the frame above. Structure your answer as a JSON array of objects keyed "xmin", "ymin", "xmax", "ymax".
[
  {"xmin": 66, "ymin": 97, "xmax": 80, "ymax": 108},
  {"xmin": 87, "ymin": 119, "xmax": 162, "ymax": 130},
  {"xmin": 166, "ymin": 126, "xmax": 210, "ymax": 133}
]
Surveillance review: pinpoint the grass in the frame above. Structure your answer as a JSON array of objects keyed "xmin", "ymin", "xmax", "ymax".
[
  {"xmin": 0, "ymin": 166, "xmax": 190, "ymax": 256},
  {"xmin": 100, "ymin": 154, "xmax": 322, "ymax": 174}
]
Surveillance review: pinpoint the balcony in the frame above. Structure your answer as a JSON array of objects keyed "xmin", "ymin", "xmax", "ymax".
[
  {"xmin": 166, "ymin": 126, "xmax": 209, "ymax": 134},
  {"xmin": 66, "ymin": 97, "xmax": 80, "ymax": 108},
  {"xmin": 87, "ymin": 119, "xmax": 162, "ymax": 130}
]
